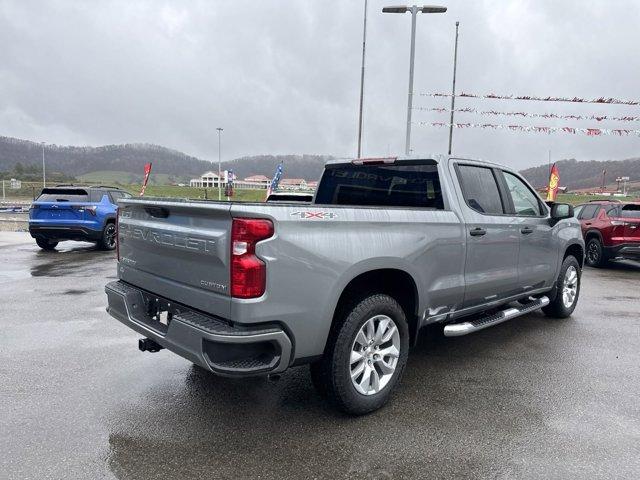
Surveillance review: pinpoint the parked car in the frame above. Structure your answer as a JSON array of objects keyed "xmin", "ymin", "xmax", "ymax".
[
  {"xmin": 265, "ymin": 191, "xmax": 314, "ymax": 202},
  {"xmin": 29, "ymin": 185, "xmax": 132, "ymax": 251},
  {"xmin": 105, "ymin": 155, "xmax": 583, "ymax": 414},
  {"xmin": 574, "ymin": 199, "xmax": 640, "ymax": 266}
]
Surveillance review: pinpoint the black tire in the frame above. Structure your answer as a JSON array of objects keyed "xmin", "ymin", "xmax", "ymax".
[
  {"xmin": 585, "ymin": 237, "xmax": 605, "ymax": 267},
  {"xmin": 97, "ymin": 222, "xmax": 117, "ymax": 250},
  {"xmin": 36, "ymin": 238, "xmax": 58, "ymax": 251},
  {"xmin": 310, "ymin": 293, "xmax": 410, "ymax": 415},
  {"xmin": 542, "ymin": 255, "xmax": 581, "ymax": 319}
]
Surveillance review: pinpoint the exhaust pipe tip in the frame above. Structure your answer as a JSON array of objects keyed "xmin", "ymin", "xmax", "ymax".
[{"xmin": 138, "ymin": 338, "xmax": 164, "ymax": 353}]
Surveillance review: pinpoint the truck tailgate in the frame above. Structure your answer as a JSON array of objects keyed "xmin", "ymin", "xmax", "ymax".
[{"xmin": 117, "ymin": 198, "xmax": 232, "ymax": 318}]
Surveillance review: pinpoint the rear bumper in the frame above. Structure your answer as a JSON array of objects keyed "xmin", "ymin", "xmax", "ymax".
[
  {"xmin": 105, "ymin": 280, "xmax": 292, "ymax": 376},
  {"xmin": 604, "ymin": 243, "xmax": 640, "ymax": 260},
  {"xmin": 29, "ymin": 223, "xmax": 102, "ymax": 242}
]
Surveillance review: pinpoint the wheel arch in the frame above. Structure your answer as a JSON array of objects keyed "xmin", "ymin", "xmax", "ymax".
[
  {"xmin": 328, "ymin": 268, "xmax": 420, "ymax": 347},
  {"xmin": 564, "ymin": 242, "xmax": 584, "ymax": 268},
  {"xmin": 584, "ymin": 229, "xmax": 603, "ymax": 244}
]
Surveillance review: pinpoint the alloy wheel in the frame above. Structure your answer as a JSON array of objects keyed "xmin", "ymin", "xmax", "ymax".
[
  {"xmin": 562, "ymin": 265, "xmax": 578, "ymax": 308},
  {"xmin": 350, "ymin": 315, "xmax": 400, "ymax": 396}
]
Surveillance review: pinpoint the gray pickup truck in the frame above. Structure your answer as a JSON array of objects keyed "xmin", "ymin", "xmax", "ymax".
[{"xmin": 106, "ymin": 155, "xmax": 584, "ymax": 414}]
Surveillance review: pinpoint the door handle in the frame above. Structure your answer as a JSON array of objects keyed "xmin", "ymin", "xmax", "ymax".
[
  {"xmin": 520, "ymin": 226, "xmax": 534, "ymax": 235},
  {"xmin": 470, "ymin": 227, "xmax": 487, "ymax": 237},
  {"xmin": 584, "ymin": 222, "xmax": 592, "ymax": 226}
]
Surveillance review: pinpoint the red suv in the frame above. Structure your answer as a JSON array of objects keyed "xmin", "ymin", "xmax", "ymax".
[{"xmin": 575, "ymin": 200, "xmax": 640, "ymax": 266}]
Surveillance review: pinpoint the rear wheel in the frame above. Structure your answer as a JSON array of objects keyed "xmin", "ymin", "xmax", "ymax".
[
  {"xmin": 543, "ymin": 255, "xmax": 581, "ymax": 318},
  {"xmin": 310, "ymin": 293, "xmax": 409, "ymax": 415},
  {"xmin": 97, "ymin": 222, "xmax": 117, "ymax": 250},
  {"xmin": 35, "ymin": 238, "xmax": 58, "ymax": 251},
  {"xmin": 585, "ymin": 237, "xmax": 605, "ymax": 267}
]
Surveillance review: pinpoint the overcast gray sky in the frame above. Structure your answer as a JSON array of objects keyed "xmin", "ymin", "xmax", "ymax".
[{"xmin": 1, "ymin": 0, "xmax": 639, "ymax": 170}]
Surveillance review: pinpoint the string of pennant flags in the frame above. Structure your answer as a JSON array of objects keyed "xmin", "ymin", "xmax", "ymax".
[
  {"xmin": 421, "ymin": 122, "xmax": 640, "ymax": 137},
  {"xmin": 413, "ymin": 107, "xmax": 640, "ymax": 123},
  {"xmin": 420, "ymin": 92, "xmax": 640, "ymax": 106}
]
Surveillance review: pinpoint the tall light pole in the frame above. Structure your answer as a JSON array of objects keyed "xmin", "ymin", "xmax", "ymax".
[
  {"xmin": 357, "ymin": 0, "xmax": 368, "ymax": 158},
  {"xmin": 216, "ymin": 127, "xmax": 223, "ymax": 201},
  {"xmin": 383, "ymin": 5, "xmax": 447, "ymax": 156},
  {"xmin": 41, "ymin": 142, "xmax": 46, "ymax": 187},
  {"xmin": 447, "ymin": 21, "xmax": 460, "ymax": 155}
]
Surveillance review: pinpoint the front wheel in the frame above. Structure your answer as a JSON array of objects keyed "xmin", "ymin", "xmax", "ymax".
[
  {"xmin": 97, "ymin": 222, "xmax": 117, "ymax": 251},
  {"xmin": 36, "ymin": 238, "xmax": 58, "ymax": 251},
  {"xmin": 310, "ymin": 293, "xmax": 409, "ymax": 415},
  {"xmin": 542, "ymin": 255, "xmax": 581, "ymax": 318}
]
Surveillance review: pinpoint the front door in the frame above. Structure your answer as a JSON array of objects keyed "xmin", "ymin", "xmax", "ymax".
[
  {"xmin": 453, "ymin": 163, "xmax": 521, "ymax": 308},
  {"xmin": 499, "ymin": 170, "xmax": 556, "ymax": 290}
]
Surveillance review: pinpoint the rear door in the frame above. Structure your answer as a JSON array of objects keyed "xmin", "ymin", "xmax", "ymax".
[
  {"xmin": 620, "ymin": 204, "xmax": 640, "ymax": 242},
  {"xmin": 453, "ymin": 163, "xmax": 520, "ymax": 308},
  {"xmin": 117, "ymin": 199, "xmax": 233, "ymax": 317},
  {"xmin": 499, "ymin": 170, "xmax": 555, "ymax": 290}
]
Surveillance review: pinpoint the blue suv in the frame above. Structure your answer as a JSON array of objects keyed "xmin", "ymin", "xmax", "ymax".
[{"xmin": 29, "ymin": 185, "xmax": 132, "ymax": 251}]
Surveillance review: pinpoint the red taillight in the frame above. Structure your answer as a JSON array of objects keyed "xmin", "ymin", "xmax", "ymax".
[
  {"xmin": 230, "ymin": 218, "xmax": 274, "ymax": 298},
  {"xmin": 116, "ymin": 207, "xmax": 120, "ymax": 261}
]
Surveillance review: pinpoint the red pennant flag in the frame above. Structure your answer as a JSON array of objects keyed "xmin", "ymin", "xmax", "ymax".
[{"xmin": 140, "ymin": 162, "xmax": 152, "ymax": 196}]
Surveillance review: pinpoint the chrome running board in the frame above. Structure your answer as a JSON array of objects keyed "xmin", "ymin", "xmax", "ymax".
[{"xmin": 443, "ymin": 296, "xmax": 550, "ymax": 337}]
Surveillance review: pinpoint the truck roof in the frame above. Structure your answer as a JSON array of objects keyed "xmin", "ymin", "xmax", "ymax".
[{"xmin": 325, "ymin": 154, "xmax": 506, "ymax": 169}]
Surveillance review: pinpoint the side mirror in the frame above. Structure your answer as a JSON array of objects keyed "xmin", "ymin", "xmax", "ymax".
[{"xmin": 550, "ymin": 203, "xmax": 574, "ymax": 220}]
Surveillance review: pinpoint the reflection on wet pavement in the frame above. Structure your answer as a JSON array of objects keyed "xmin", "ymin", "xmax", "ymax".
[{"xmin": 1, "ymin": 232, "xmax": 639, "ymax": 479}]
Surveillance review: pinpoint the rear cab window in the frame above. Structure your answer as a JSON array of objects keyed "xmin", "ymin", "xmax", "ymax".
[
  {"xmin": 37, "ymin": 188, "xmax": 89, "ymax": 202},
  {"xmin": 315, "ymin": 160, "xmax": 444, "ymax": 209}
]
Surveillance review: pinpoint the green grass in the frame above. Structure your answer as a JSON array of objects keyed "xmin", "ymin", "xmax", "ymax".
[
  {"xmin": 121, "ymin": 185, "xmax": 267, "ymax": 202},
  {"xmin": 77, "ymin": 171, "xmax": 191, "ymax": 186},
  {"xmin": 555, "ymin": 194, "xmax": 624, "ymax": 206}
]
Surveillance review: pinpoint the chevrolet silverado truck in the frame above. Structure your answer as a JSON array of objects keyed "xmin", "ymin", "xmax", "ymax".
[{"xmin": 105, "ymin": 155, "xmax": 584, "ymax": 414}]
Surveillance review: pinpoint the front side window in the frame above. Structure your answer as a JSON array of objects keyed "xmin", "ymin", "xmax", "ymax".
[
  {"xmin": 456, "ymin": 165, "xmax": 504, "ymax": 215},
  {"xmin": 503, "ymin": 171, "xmax": 543, "ymax": 216}
]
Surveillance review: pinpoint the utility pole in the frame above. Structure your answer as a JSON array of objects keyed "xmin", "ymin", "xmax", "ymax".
[
  {"xmin": 447, "ymin": 21, "xmax": 460, "ymax": 156},
  {"xmin": 216, "ymin": 127, "xmax": 223, "ymax": 201},
  {"xmin": 357, "ymin": 0, "xmax": 368, "ymax": 158},
  {"xmin": 41, "ymin": 142, "xmax": 46, "ymax": 188},
  {"xmin": 383, "ymin": 5, "xmax": 447, "ymax": 156}
]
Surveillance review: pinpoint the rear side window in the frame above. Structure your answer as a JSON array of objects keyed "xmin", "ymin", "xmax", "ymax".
[
  {"xmin": 456, "ymin": 165, "xmax": 504, "ymax": 215},
  {"xmin": 578, "ymin": 204, "xmax": 599, "ymax": 220},
  {"xmin": 90, "ymin": 189, "xmax": 109, "ymax": 202},
  {"xmin": 620, "ymin": 204, "xmax": 640, "ymax": 218},
  {"xmin": 37, "ymin": 188, "xmax": 89, "ymax": 202},
  {"xmin": 315, "ymin": 162, "xmax": 444, "ymax": 209}
]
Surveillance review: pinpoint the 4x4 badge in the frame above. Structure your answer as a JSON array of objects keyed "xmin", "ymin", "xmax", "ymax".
[{"xmin": 291, "ymin": 211, "xmax": 338, "ymax": 220}]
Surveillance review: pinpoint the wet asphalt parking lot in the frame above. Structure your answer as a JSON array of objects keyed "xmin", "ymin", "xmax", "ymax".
[{"xmin": 1, "ymin": 231, "xmax": 639, "ymax": 479}]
